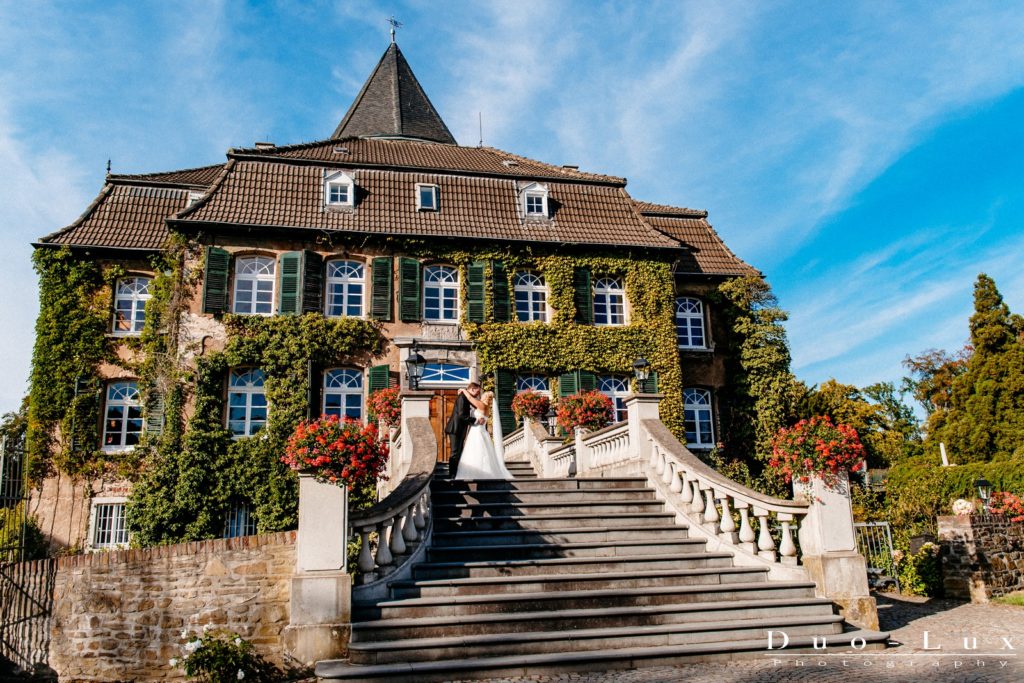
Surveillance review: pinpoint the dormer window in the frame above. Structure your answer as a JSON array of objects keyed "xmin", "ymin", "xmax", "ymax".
[
  {"xmin": 522, "ymin": 183, "xmax": 549, "ymax": 218},
  {"xmin": 325, "ymin": 171, "xmax": 355, "ymax": 207},
  {"xmin": 416, "ymin": 184, "xmax": 439, "ymax": 211}
]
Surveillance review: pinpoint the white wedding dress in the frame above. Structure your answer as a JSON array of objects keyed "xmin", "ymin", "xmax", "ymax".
[{"xmin": 455, "ymin": 409, "xmax": 513, "ymax": 480}]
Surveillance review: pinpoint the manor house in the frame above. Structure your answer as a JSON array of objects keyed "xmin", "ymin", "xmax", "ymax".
[{"xmin": 31, "ymin": 42, "xmax": 755, "ymax": 551}]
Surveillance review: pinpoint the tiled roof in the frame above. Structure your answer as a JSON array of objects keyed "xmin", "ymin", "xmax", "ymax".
[
  {"xmin": 333, "ymin": 43, "xmax": 456, "ymax": 144},
  {"xmin": 39, "ymin": 184, "xmax": 188, "ymax": 250},
  {"xmin": 176, "ymin": 161, "xmax": 679, "ymax": 249},
  {"xmin": 634, "ymin": 201, "xmax": 756, "ymax": 276},
  {"xmin": 108, "ymin": 164, "xmax": 225, "ymax": 187},
  {"xmin": 231, "ymin": 138, "xmax": 623, "ymax": 185}
]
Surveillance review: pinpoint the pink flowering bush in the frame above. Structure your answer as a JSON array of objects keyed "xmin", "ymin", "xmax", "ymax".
[
  {"xmin": 281, "ymin": 415, "xmax": 388, "ymax": 490},
  {"xmin": 511, "ymin": 390, "xmax": 551, "ymax": 423},
  {"xmin": 768, "ymin": 415, "xmax": 866, "ymax": 488},
  {"xmin": 556, "ymin": 391, "xmax": 614, "ymax": 433}
]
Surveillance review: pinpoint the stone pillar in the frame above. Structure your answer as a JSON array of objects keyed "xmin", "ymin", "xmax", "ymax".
[
  {"xmin": 284, "ymin": 475, "xmax": 351, "ymax": 666},
  {"xmin": 795, "ymin": 470, "xmax": 879, "ymax": 630},
  {"xmin": 624, "ymin": 393, "xmax": 663, "ymax": 465}
]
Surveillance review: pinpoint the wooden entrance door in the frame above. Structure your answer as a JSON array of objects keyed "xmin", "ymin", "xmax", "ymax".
[{"xmin": 429, "ymin": 390, "xmax": 460, "ymax": 462}]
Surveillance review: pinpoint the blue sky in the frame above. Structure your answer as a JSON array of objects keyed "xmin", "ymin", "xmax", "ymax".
[{"xmin": 2, "ymin": 1, "xmax": 1023, "ymax": 414}]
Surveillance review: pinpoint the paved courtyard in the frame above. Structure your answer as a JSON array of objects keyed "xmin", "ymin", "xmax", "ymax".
[{"xmin": 456, "ymin": 592, "xmax": 1024, "ymax": 683}]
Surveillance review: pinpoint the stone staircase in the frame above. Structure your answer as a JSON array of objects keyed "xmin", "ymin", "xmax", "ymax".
[{"xmin": 316, "ymin": 461, "xmax": 886, "ymax": 681}]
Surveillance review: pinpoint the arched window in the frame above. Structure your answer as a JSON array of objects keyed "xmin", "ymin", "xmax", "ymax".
[
  {"xmin": 233, "ymin": 256, "xmax": 275, "ymax": 315},
  {"xmin": 102, "ymin": 381, "xmax": 142, "ymax": 451},
  {"xmin": 325, "ymin": 260, "xmax": 365, "ymax": 318},
  {"xmin": 683, "ymin": 388, "xmax": 714, "ymax": 448},
  {"xmin": 323, "ymin": 368, "xmax": 364, "ymax": 421},
  {"xmin": 227, "ymin": 368, "xmax": 267, "ymax": 438},
  {"xmin": 593, "ymin": 277, "xmax": 625, "ymax": 326},
  {"xmin": 423, "ymin": 265, "xmax": 458, "ymax": 322},
  {"xmin": 599, "ymin": 375, "xmax": 629, "ymax": 423},
  {"xmin": 516, "ymin": 374, "xmax": 550, "ymax": 395},
  {"xmin": 514, "ymin": 271, "xmax": 548, "ymax": 322},
  {"xmin": 675, "ymin": 297, "xmax": 706, "ymax": 348},
  {"xmin": 112, "ymin": 276, "xmax": 151, "ymax": 335},
  {"xmin": 419, "ymin": 363, "xmax": 471, "ymax": 386}
]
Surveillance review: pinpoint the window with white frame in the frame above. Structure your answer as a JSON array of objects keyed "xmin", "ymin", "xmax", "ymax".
[
  {"xmin": 112, "ymin": 276, "xmax": 151, "ymax": 335},
  {"xmin": 593, "ymin": 277, "xmax": 625, "ymax": 326},
  {"xmin": 102, "ymin": 381, "xmax": 142, "ymax": 451},
  {"xmin": 675, "ymin": 297, "xmax": 706, "ymax": 348},
  {"xmin": 325, "ymin": 260, "xmax": 365, "ymax": 317},
  {"xmin": 325, "ymin": 171, "xmax": 355, "ymax": 207},
  {"xmin": 683, "ymin": 388, "xmax": 714, "ymax": 448},
  {"xmin": 423, "ymin": 265, "xmax": 459, "ymax": 322},
  {"xmin": 419, "ymin": 363, "xmax": 471, "ymax": 386},
  {"xmin": 523, "ymin": 184, "xmax": 549, "ymax": 217},
  {"xmin": 232, "ymin": 256, "xmax": 276, "ymax": 315},
  {"xmin": 90, "ymin": 498, "xmax": 128, "ymax": 549},
  {"xmin": 323, "ymin": 368, "xmax": 363, "ymax": 421},
  {"xmin": 227, "ymin": 368, "xmax": 268, "ymax": 438},
  {"xmin": 599, "ymin": 375, "xmax": 629, "ymax": 423},
  {"xmin": 224, "ymin": 501, "xmax": 257, "ymax": 538},
  {"xmin": 516, "ymin": 374, "xmax": 550, "ymax": 396},
  {"xmin": 514, "ymin": 271, "xmax": 548, "ymax": 322},
  {"xmin": 416, "ymin": 184, "xmax": 439, "ymax": 211}
]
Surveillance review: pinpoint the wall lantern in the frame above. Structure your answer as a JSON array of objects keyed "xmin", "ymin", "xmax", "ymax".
[
  {"xmin": 546, "ymin": 405, "xmax": 558, "ymax": 437},
  {"xmin": 975, "ymin": 477, "xmax": 992, "ymax": 511},
  {"xmin": 405, "ymin": 342, "xmax": 425, "ymax": 390},
  {"xmin": 633, "ymin": 357, "xmax": 651, "ymax": 393}
]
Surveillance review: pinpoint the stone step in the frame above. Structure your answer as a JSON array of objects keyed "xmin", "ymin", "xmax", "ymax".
[
  {"xmin": 317, "ymin": 629, "xmax": 890, "ymax": 681},
  {"xmin": 411, "ymin": 552, "xmax": 734, "ymax": 580},
  {"xmin": 350, "ymin": 595, "xmax": 838, "ymax": 641},
  {"xmin": 431, "ymin": 487, "xmax": 656, "ymax": 504},
  {"xmin": 355, "ymin": 581, "xmax": 818, "ymax": 620},
  {"xmin": 389, "ymin": 565, "xmax": 767, "ymax": 599},
  {"xmin": 431, "ymin": 525, "xmax": 689, "ymax": 547},
  {"xmin": 433, "ymin": 500, "xmax": 666, "ymax": 517},
  {"xmin": 431, "ymin": 478, "xmax": 647, "ymax": 492},
  {"xmin": 432, "ymin": 512, "xmax": 678, "ymax": 532},
  {"xmin": 426, "ymin": 538, "xmax": 706, "ymax": 564},
  {"xmin": 349, "ymin": 613, "xmax": 846, "ymax": 665}
]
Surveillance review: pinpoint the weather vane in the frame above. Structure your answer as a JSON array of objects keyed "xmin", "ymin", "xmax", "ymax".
[{"xmin": 388, "ymin": 16, "xmax": 402, "ymax": 43}]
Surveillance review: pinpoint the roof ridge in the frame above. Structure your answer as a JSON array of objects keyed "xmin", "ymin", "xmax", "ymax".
[
  {"xmin": 108, "ymin": 162, "xmax": 224, "ymax": 180},
  {"xmin": 37, "ymin": 184, "xmax": 114, "ymax": 243},
  {"xmin": 483, "ymin": 147, "xmax": 625, "ymax": 184},
  {"xmin": 173, "ymin": 159, "xmax": 237, "ymax": 221},
  {"xmin": 634, "ymin": 200, "xmax": 708, "ymax": 218}
]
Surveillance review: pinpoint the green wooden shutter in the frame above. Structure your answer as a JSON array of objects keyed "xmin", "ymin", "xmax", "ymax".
[
  {"xmin": 145, "ymin": 391, "xmax": 165, "ymax": 436},
  {"xmin": 307, "ymin": 360, "xmax": 318, "ymax": 419},
  {"xmin": 301, "ymin": 250, "xmax": 324, "ymax": 314},
  {"xmin": 494, "ymin": 369, "xmax": 517, "ymax": 434},
  {"xmin": 466, "ymin": 260, "xmax": 486, "ymax": 323},
  {"xmin": 398, "ymin": 258, "xmax": 421, "ymax": 322},
  {"xmin": 644, "ymin": 370, "xmax": 659, "ymax": 394},
  {"xmin": 558, "ymin": 372, "xmax": 579, "ymax": 398},
  {"xmin": 578, "ymin": 370, "xmax": 597, "ymax": 393},
  {"xmin": 492, "ymin": 261, "xmax": 511, "ymax": 322},
  {"xmin": 573, "ymin": 267, "xmax": 593, "ymax": 324},
  {"xmin": 278, "ymin": 252, "xmax": 302, "ymax": 315},
  {"xmin": 202, "ymin": 246, "xmax": 231, "ymax": 314},
  {"xmin": 370, "ymin": 257, "xmax": 393, "ymax": 321},
  {"xmin": 368, "ymin": 364, "xmax": 392, "ymax": 393}
]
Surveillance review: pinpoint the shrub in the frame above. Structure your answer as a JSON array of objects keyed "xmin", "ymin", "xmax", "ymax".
[
  {"xmin": 556, "ymin": 391, "xmax": 614, "ymax": 433},
  {"xmin": 367, "ymin": 387, "xmax": 401, "ymax": 428},
  {"xmin": 171, "ymin": 627, "xmax": 284, "ymax": 682},
  {"xmin": 895, "ymin": 542, "xmax": 943, "ymax": 597},
  {"xmin": 988, "ymin": 491, "xmax": 1024, "ymax": 522},
  {"xmin": 281, "ymin": 415, "xmax": 388, "ymax": 490},
  {"xmin": 767, "ymin": 415, "xmax": 866, "ymax": 488},
  {"xmin": 511, "ymin": 390, "xmax": 551, "ymax": 423}
]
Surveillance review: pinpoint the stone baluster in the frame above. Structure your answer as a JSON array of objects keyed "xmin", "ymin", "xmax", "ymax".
[
  {"xmin": 375, "ymin": 520, "xmax": 394, "ymax": 568},
  {"xmin": 689, "ymin": 480, "xmax": 704, "ymax": 514},
  {"xmin": 402, "ymin": 503, "xmax": 418, "ymax": 543},
  {"xmin": 737, "ymin": 503, "xmax": 756, "ymax": 553},
  {"xmin": 357, "ymin": 526, "xmax": 375, "ymax": 576},
  {"xmin": 702, "ymin": 487, "xmax": 720, "ymax": 532},
  {"xmin": 413, "ymin": 494, "xmax": 426, "ymax": 532},
  {"xmin": 679, "ymin": 471, "xmax": 693, "ymax": 506},
  {"xmin": 389, "ymin": 513, "xmax": 407, "ymax": 556},
  {"xmin": 718, "ymin": 492, "xmax": 737, "ymax": 543},
  {"xmin": 649, "ymin": 440, "xmax": 660, "ymax": 470},
  {"xmin": 669, "ymin": 462, "xmax": 684, "ymax": 494},
  {"xmin": 754, "ymin": 508, "xmax": 776, "ymax": 562},
  {"xmin": 662, "ymin": 456, "xmax": 675, "ymax": 486},
  {"xmin": 778, "ymin": 515, "xmax": 798, "ymax": 565}
]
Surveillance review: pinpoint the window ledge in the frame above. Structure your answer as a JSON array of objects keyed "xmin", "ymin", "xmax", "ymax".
[
  {"xmin": 101, "ymin": 446, "xmax": 136, "ymax": 454},
  {"xmin": 678, "ymin": 346, "xmax": 715, "ymax": 353},
  {"xmin": 423, "ymin": 319, "xmax": 460, "ymax": 326},
  {"xmin": 107, "ymin": 331, "xmax": 143, "ymax": 339}
]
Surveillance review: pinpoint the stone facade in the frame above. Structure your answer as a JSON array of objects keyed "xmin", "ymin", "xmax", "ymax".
[
  {"xmin": 938, "ymin": 514, "xmax": 1024, "ymax": 602},
  {"xmin": 48, "ymin": 531, "xmax": 296, "ymax": 682}
]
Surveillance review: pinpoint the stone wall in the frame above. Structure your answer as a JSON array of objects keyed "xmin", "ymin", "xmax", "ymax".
[
  {"xmin": 938, "ymin": 514, "xmax": 1024, "ymax": 602},
  {"xmin": 48, "ymin": 531, "xmax": 296, "ymax": 682}
]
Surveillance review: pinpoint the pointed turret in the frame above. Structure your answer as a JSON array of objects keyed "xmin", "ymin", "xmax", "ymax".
[{"xmin": 333, "ymin": 43, "xmax": 456, "ymax": 144}]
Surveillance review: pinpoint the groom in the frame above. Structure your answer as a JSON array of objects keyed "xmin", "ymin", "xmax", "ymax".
[{"xmin": 445, "ymin": 370, "xmax": 485, "ymax": 478}]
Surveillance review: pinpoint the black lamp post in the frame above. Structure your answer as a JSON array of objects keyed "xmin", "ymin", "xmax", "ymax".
[
  {"xmin": 975, "ymin": 477, "xmax": 992, "ymax": 512},
  {"xmin": 405, "ymin": 342, "xmax": 425, "ymax": 390},
  {"xmin": 633, "ymin": 357, "xmax": 651, "ymax": 393}
]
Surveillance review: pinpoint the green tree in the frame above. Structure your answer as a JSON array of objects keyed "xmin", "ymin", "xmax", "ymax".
[
  {"xmin": 717, "ymin": 276, "xmax": 794, "ymax": 464},
  {"xmin": 933, "ymin": 274, "xmax": 1024, "ymax": 462},
  {"xmin": 902, "ymin": 346, "xmax": 970, "ymax": 438}
]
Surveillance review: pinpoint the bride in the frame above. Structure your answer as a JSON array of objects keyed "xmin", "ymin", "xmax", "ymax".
[{"xmin": 454, "ymin": 388, "xmax": 514, "ymax": 480}]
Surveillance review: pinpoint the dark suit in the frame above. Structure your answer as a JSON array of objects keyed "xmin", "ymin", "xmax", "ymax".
[{"xmin": 444, "ymin": 393, "xmax": 477, "ymax": 477}]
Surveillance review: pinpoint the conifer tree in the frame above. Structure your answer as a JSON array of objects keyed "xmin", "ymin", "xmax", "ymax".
[{"xmin": 935, "ymin": 274, "xmax": 1024, "ymax": 462}]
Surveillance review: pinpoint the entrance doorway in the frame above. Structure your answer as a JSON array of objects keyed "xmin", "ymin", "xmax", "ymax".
[{"xmin": 428, "ymin": 389, "xmax": 460, "ymax": 463}]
